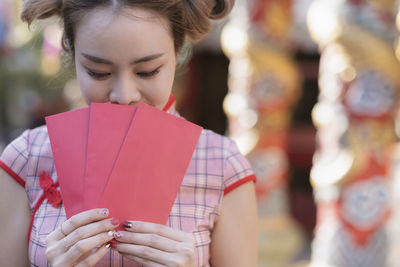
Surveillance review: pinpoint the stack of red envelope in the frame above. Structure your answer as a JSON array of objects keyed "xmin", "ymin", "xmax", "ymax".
[{"xmin": 46, "ymin": 102, "xmax": 202, "ymax": 225}]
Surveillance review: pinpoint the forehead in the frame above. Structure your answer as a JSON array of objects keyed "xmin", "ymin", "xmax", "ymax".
[{"xmin": 74, "ymin": 7, "xmax": 174, "ymax": 57}]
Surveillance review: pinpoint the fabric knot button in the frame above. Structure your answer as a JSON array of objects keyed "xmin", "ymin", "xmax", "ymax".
[{"xmin": 39, "ymin": 171, "xmax": 62, "ymax": 208}]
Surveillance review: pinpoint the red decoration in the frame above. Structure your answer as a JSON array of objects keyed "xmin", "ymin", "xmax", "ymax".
[
  {"xmin": 337, "ymin": 156, "xmax": 390, "ymax": 247},
  {"xmin": 39, "ymin": 171, "xmax": 62, "ymax": 208}
]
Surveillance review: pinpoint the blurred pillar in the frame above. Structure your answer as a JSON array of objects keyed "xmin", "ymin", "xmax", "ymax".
[
  {"xmin": 307, "ymin": 0, "xmax": 400, "ymax": 266},
  {"xmin": 222, "ymin": 1, "xmax": 305, "ymax": 266}
]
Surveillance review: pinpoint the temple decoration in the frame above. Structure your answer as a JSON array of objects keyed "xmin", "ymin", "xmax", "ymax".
[
  {"xmin": 307, "ymin": 0, "xmax": 400, "ymax": 265},
  {"xmin": 222, "ymin": 0, "xmax": 305, "ymax": 265}
]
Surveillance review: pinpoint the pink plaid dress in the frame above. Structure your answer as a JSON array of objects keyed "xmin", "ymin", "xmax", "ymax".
[{"xmin": 0, "ymin": 105, "xmax": 256, "ymax": 267}]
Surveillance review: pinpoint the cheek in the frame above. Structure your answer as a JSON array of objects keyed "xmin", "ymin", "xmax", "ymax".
[
  {"xmin": 148, "ymin": 66, "xmax": 175, "ymax": 108},
  {"xmin": 76, "ymin": 66, "xmax": 109, "ymax": 104}
]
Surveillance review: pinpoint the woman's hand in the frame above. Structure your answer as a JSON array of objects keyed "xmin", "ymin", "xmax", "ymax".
[
  {"xmin": 45, "ymin": 208, "xmax": 119, "ymax": 267},
  {"xmin": 113, "ymin": 221, "xmax": 195, "ymax": 267}
]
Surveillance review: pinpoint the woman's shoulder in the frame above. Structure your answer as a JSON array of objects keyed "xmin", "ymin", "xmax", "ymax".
[
  {"xmin": 197, "ymin": 129, "xmax": 241, "ymax": 158},
  {"xmin": 0, "ymin": 125, "xmax": 51, "ymax": 187},
  {"xmin": 27, "ymin": 124, "xmax": 49, "ymax": 136},
  {"xmin": 26, "ymin": 124, "xmax": 51, "ymax": 151},
  {"xmin": 1, "ymin": 125, "xmax": 51, "ymax": 163},
  {"xmin": 16, "ymin": 125, "xmax": 50, "ymax": 150},
  {"xmin": 196, "ymin": 129, "xmax": 256, "ymax": 193},
  {"xmin": 9, "ymin": 125, "xmax": 48, "ymax": 144}
]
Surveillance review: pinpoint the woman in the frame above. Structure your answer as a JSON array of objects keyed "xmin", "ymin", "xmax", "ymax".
[{"xmin": 0, "ymin": 0, "xmax": 258, "ymax": 266}]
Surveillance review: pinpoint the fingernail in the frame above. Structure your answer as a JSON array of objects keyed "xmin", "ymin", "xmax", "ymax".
[
  {"xmin": 105, "ymin": 242, "xmax": 111, "ymax": 249},
  {"xmin": 114, "ymin": 232, "xmax": 122, "ymax": 239},
  {"xmin": 107, "ymin": 230, "xmax": 115, "ymax": 237},
  {"xmin": 110, "ymin": 218, "xmax": 119, "ymax": 226},
  {"xmin": 101, "ymin": 209, "xmax": 109, "ymax": 216},
  {"xmin": 123, "ymin": 221, "xmax": 133, "ymax": 229}
]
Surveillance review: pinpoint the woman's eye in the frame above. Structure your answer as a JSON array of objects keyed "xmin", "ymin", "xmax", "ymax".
[
  {"xmin": 137, "ymin": 68, "xmax": 160, "ymax": 78},
  {"xmin": 87, "ymin": 69, "xmax": 111, "ymax": 80}
]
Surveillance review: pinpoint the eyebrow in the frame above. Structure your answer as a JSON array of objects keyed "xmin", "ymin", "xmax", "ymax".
[{"xmin": 82, "ymin": 53, "xmax": 164, "ymax": 65}]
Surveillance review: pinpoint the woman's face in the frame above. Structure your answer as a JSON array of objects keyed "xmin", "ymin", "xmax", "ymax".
[{"xmin": 74, "ymin": 7, "xmax": 177, "ymax": 109}]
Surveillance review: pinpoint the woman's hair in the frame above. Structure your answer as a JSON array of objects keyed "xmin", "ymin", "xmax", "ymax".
[{"xmin": 20, "ymin": 0, "xmax": 234, "ymax": 54}]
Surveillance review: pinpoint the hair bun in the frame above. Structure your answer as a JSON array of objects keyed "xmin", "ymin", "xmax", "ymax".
[
  {"xmin": 20, "ymin": 0, "xmax": 62, "ymax": 26},
  {"xmin": 182, "ymin": 0, "xmax": 235, "ymax": 41},
  {"xmin": 210, "ymin": 0, "xmax": 235, "ymax": 20}
]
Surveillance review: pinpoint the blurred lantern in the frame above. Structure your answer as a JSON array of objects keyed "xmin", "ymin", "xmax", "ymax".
[
  {"xmin": 0, "ymin": 0, "xmax": 12, "ymax": 50},
  {"xmin": 221, "ymin": 23, "xmax": 248, "ymax": 57},
  {"xmin": 307, "ymin": 0, "xmax": 342, "ymax": 46},
  {"xmin": 0, "ymin": 0, "xmax": 74, "ymax": 142},
  {"xmin": 0, "ymin": 7, "xmax": 8, "ymax": 48},
  {"xmin": 5, "ymin": 0, "xmax": 35, "ymax": 49},
  {"xmin": 308, "ymin": 0, "xmax": 400, "ymax": 266},
  {"xmin": 8, "ymin": 22, "xmax": 34, "ymax": 49},
  {"xmin": 41, "ymin": 24, "xmax": 62, "ymax": 76}
]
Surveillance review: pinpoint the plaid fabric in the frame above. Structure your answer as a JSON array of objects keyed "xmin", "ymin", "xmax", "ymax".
[{"xmin": 0, "ymin": 107, "xmax": 255, "ymax": 267}]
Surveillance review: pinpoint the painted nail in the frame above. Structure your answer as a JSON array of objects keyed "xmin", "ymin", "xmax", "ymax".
[
  {"xmin": 101, "ymin": 208, "xmax": 109, "ymax": 216},
  {"xmin": 123, "ymin": 221, "xmax": 133, "ymax": 229},
  {"xmin": 107, "ymin": 230, "xmax": 115, "ymax": 237},
  {"xmin": 110, "ymin": 218, "xmax": 119, "ymax": 226},
  {"xmin": 114, "ymin": 232, "xmax": 122, "ymax": 239}
]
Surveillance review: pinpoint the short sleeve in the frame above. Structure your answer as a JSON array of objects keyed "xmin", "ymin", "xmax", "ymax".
[
  {"xmin": 0, "ymin": 130, "xmax": 30, "ymax": 187},
  {"xmin": 223, "ymin": 139, "xmax": 256, "ymax": 195}
]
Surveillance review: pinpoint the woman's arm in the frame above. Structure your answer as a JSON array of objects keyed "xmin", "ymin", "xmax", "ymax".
[
  {"xmin": 210, "ymin": 182, "xmax": 258, "ymax": 267},
  {"xmin": 0, "ymin": 168, "xmax": 31, "ymax": 266}
]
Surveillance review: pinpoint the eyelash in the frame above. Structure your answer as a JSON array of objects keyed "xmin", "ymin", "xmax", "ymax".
[
  {"xmin": 86, "ymin": 68, "xmax": 160, "ymax": 80},
  {"xmin": 137, "ymin": 68, "xmax": 160, "ymax": 77},
  {"xmin": 86, "ymin": 70, "xmax": 110, "ymax": 79}
]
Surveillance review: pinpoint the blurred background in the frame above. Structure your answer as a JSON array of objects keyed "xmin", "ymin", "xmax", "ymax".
[{"xmin": 1, "ymin": 0, "xmax": 400, "ymax": 266}]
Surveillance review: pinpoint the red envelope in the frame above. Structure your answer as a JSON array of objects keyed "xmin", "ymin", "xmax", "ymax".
[
  {"xmin": 45, "ymin": 107, "xmax": 89, "ymax": 218},
  {"xmin": 84, "ymin": 103, "xmax": 137, "ymax": 209},
  {"xmin": 100, "ymin": 102, "xmax": 202, "ymax": 225}
]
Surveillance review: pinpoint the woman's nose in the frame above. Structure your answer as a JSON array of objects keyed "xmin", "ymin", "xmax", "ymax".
[{"xmin": 109, "ymin": 76, "xmax": 141, "ymax": 105}]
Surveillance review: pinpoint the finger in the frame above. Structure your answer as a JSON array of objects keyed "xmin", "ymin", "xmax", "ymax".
[
  {"xmin": 114, "ymin": 231, "xmax": 179, "ymax": 252},
  {"xmin": 119, "ymin": 253, "xmax": 165, "ymax": 267},
  {"xmin": 123, "ymin": 221, "xmax": 188, "ymax": 242},
  {"xmin": 67, "ymin": 217, "xmax": 119, "ymax": 245},
  {"xmin": 48, "ymin": 208, "xmax": 109, "ymax": 242},
  {"xmin": 73, "ymin": 243, "xmax": 106, "ymax": 263},
  {"xmin": 62, "ymin": 208, "xmax": 110, "ymax": 236},
  {"xmin": 116, "ymin": 243, "xmax": 175, "ymax": 266},
  {"xmin": 62, "ymin": 232, "xmax": 114, "ymax": 265},
  {"xmin": 75, "ymin": 243, "xmax": 111, "ymax": 267}
]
